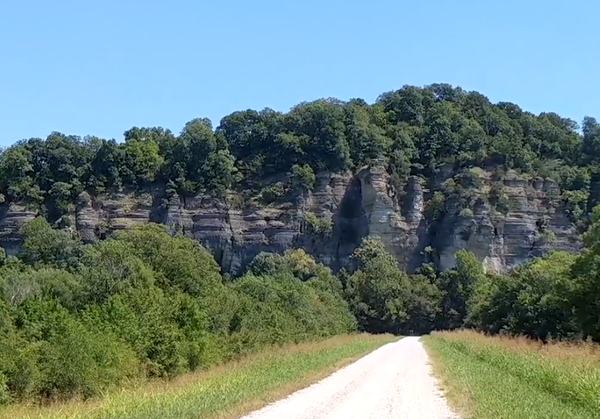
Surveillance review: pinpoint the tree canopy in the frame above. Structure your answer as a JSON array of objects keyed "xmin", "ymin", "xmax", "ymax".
[{"xmin": 0, "ymin": 84, "xmax": 596, "ymax": 225}]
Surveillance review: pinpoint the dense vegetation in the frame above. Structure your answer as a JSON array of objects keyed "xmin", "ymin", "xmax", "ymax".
[
  {"xmin": 2, "ymin": 335, "xmax": 395, "ymax": 419},
  {"xmin": 0, "ymin": 221, "xmax": 355, "ymax": 404},
  {"xmin": 1, "ymin": 83, "xmax": 599, "ymax": 225},
  {"xmin": 2, "ymin": 83, "xmax": 600, "ymax": 407}
]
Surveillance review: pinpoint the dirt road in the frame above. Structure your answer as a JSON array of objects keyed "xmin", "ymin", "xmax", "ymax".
[{"xmin": 240, "ymin": 336, "xmax": 458, "ymax": 419}]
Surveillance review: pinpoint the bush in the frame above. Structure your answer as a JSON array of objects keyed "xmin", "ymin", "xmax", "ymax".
[
  {"xmin": 459, "ymin": 208, "xmax": 474, "ymax": 218},
  {"xmin": 467, "ymin": 252, "xmax": 580, "ymax": 339},
  {"xmin": 291, "ymin": 164, "xmax": 316, "ymax": 191},
  {"xmin": 0, "ymin": 299, "xmax": 140, "ymax": 401},
  {"xmin": 0, "ymin": 219, "xmax": 363, "ymax": 406},
  {"xmin": 426, "ymin": 191, "xmax": 446, "ymax": 220},
  {"xmin": 0, "ymin": 372, "xmax": 9, "ymax": 405},
  {"xmin": 562, "ymin": 189, "xmax": 589, "ymax": 223},
  {"xmin": 259, "ymin": 182, "xmax": 287, "ymax": 204},
  {"xmin": 36, "ymin": 315, "xmax": 139, "ymax": 400},
  {"xmin": 19, "ymin": 218, "xmax": 84, "ymax": 270},
  {"xmin": 489, "ymin": 183, "xmax": 511, "ymax": 214},
  {"xmin": 346, "ymin": 237, "xmax": 440, "ymax": 334},
  {"xmin": 459, "ymin": 167, "xmax": 485, "ymax": 188},
  {"xmin": 304, "ymin": 212, "xmax": 333, "ymax": 236},
  {"xmin": 231, "ymin": 272, "xmax": 355, "ymax": 346}
]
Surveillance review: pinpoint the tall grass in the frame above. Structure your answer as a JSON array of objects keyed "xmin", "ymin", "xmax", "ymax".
[
  {"xmin": 2, "ymin": 334, "xmax": 396, "ymax": 419},
  {"xmin": 423, "ymin": 330, "xmax": 600, "ymax": 419}
]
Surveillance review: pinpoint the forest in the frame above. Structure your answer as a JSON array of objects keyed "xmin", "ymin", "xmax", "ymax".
[
  {"xmin": 1, "ymin": 83, "xmax": 600, "ymax": 405},
  {"xmin": 1, "ymin": 83, "xmax": 600, "ymax": 224}
]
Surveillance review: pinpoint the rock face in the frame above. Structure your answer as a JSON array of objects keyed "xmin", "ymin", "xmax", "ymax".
[
  {"xmin": 0, "ymin": 202, "xmax": 39, "ymax": 256},
  {"xmin": 432, "ymin": 173, "xmax": 578, "ymax": 273},
  {"xmin": 0, "ymin": 165, "xmax": 581, "ymax": 274}
]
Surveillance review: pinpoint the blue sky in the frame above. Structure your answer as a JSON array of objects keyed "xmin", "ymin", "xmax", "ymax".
[{"xmin": 1, "ymin": 0, "xmax": 598, "ymax": 146}]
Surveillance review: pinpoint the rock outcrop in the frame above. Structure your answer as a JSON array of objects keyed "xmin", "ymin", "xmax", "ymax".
[
  {"xmin": 0, "ymin": 165, "xmax": 581, "ymax": 273},
  {"xmin": 0, "ymin": 202, "xmax": 39, "ymax": 256}
]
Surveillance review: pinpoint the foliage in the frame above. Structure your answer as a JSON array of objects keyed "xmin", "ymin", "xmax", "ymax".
[
  {"xmin": 0, "ymin": 83, "xmax": 594, "ymax": 225},
  {"xmin": 259, "ymin": 182, "xmax": 287, "ymax": 204},
  {"xmin": 570, "ymin": 206, "xmax": 600, "ymax": 340},
  {"xmin": 436, "ymin": 249, "xmax": 485, "ymax": 329},
  {"xmin": 249, "ymin": 249, "xmax": 332, "ymax": 281},
  {"xmin": 426, "ymin": 191, "xmax": 446, "ymax": 220},
  {"xmin": 563, "ymin": 189, "xmax": 589, "ymax": 223},
  {"xmin": 0, "ymin": 335, "xmax": 395, "ymax": 419},
  {"xmin": 0, "ymin": 221, "xmax": 356, "ymax": 404},
  {"xmin": 20, "ymin": 218, "xmax": 83, "ymax": 270},
  {"xmin": 345, "ymin": 237, "xmax": 440, "ymax": 334},
  {"xmin": 303, "ymin": 212, "xmax": 333, "ymax": 236},
  {"xmin": 467, "ymin": 252, "xmax": 580, "ymax": 339},
  {"xmin": 290, "ymin": 164, "xmax": 316, "ymax": 191},
  {"xmin": 459, "ymin": 208, "xmax": 474, "ymax": 218}
]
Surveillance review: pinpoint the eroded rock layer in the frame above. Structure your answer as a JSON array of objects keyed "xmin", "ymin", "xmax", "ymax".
[{"xmin": 0, "ymin": 166, "xmax": 580, "ymax": 274}]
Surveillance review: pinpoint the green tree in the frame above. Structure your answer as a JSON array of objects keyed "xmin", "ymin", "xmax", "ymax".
[
  {"xmin": 0, "ymin": 144, "xmax": 38, "ymax": 202},
  {"xmin": 291, "ymin": 164, "xmax": 316, "ymax": 191},
  {"xmin": 570, "ymin": 206, "xmax": 600, "ymax": 340},
  {"xmin": 469, "ymin": 252, "xmax": 579, "ymax": 339},
  {"xmin": 436, "ymin": 249, "xmax": 485, "ymax": 329},
  {"xmin": 165, "ymin": 118, "xmax": 238, "ymax": 195},
  {"xmin": 346, "ymin": 237, "xmax": 411, "ymax": 334},
  {"xmin": 344, "ymin": 100, "xmax": 390, "ymax": 167},
  {"xmin": 217, "ymin": 109, "xmax": 283, "ymax": 180},
  {"xmin": 121, "ymin": 128, "xmax": 164, "ymax": 186},
  {"xmin": 89, "ymin": 138, "xmax": 124, "ymax": 192},
  {"xmin": 19, "ymin": 218, "xmax": 83, "ymax": 270},
  {"xmin": 582, "ymin": 116, "xmax": 600, "ymax": 165},
  {"xmin": 281, "ymin": 100, "xmax": 351, "ymax": 172}
]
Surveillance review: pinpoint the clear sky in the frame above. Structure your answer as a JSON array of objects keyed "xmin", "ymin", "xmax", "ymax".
[{"xmin": 1, "ymin": 0, "xmax": 598, "ymax": 146}]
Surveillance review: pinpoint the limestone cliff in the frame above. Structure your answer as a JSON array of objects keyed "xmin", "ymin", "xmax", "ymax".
[{"xmin": 0, "ymin": 165, "xmax": 581, "ymax": 274}]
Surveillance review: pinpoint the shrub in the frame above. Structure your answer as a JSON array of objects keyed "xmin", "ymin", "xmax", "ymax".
[
  {"xmin": 426, "ymin": 191, "xmax": 446, "ymax": 220},
  {"xmin": 19, "ymin": 218, "xmax": 84, "ymax": 270},
  {"xmin": 259, "ymin": 182, "xmax": 287, "ymax": 204},
  {"xmin": 0, "ymin": 372, "xmax": 9, "ymax": 405},
  {"xmin": 231, "ymin": 272, "xmax": 355, "ymax": 346},
  {"xmin": 36, "ymin": 315, "xmax": 140, "ymax": 400},
  {"xmin": 459, "ymin": 167, "xmax": 485, "ymax": 188},
  {"xmin": 562, "ymin": 189, "xmax": 589, "ymax": 223},
  {"xmin": 291, "ymin": 164, "xmax": 316, "ymax": 191},
  {"xmin": 304, "ymin": 212, "xmax": 333, "ymax": 236},
  {"xmin": 459, "ymin": 208, "xmax": 474, "ymax": 218}
]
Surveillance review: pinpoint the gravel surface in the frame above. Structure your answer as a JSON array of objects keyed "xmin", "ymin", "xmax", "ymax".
[{"xmin": 240, "ymin": 336, "xmax": 458, "ymax": 419}]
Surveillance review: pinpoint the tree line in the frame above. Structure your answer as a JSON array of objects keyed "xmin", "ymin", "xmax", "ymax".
[{"xmin": 1, "ymin": 84, "xmax": 599, "ymax": 225}]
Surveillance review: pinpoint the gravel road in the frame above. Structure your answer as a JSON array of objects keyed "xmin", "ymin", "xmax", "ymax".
[{"xmin": 240, "ymin": 336, "xmax": 458, "ymax": 419}]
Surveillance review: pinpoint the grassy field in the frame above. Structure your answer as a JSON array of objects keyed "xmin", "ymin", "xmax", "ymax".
[
  {"xmin": 423, "ymin": 330, "xmax": 600, "ymax": 419},
  {"xmin": 1, "ymin": 334, "xmax": 396, "ymax": 419}
]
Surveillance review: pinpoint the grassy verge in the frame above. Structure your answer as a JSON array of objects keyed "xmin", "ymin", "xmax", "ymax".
[
  {"xmin": 423, "ymin": 330, "xmax": 600, "ymax": 419},
  {"xmin": 2, "ymin": 334, "xmax": 396, "ymax": 419}
]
